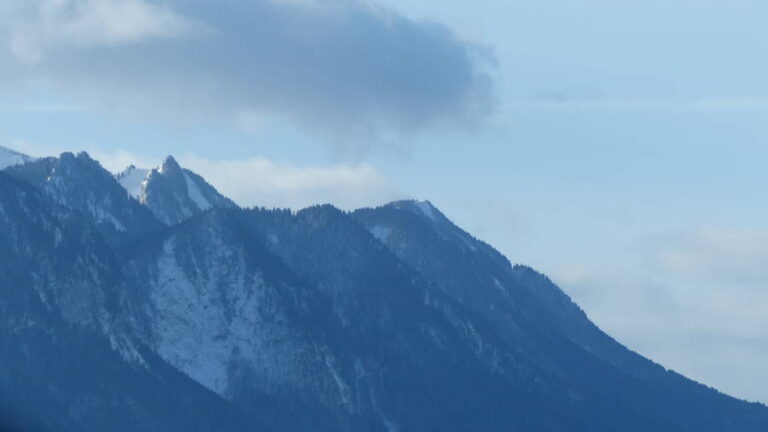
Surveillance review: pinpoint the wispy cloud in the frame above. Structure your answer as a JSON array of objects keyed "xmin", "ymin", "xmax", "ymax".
[
  {"xmin": 638, "ymin": 229, "xmax": 768, "ymax": 286},
  {"xmin": 553, "ymin": 228, "xmax": 768, "ymax": 404},
  {"xmin": 501, "ymin": 97, "xmax": 768, "ymax": 113},
  {"xmin": 0, "ymin": 103, "xmax": 88, "ymax": 113},
  {"xmin": 179, "ymin": 155, "xmax": 403, "ymax": 211}
]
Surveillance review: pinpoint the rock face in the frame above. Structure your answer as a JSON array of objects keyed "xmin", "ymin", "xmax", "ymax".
[
  {"xmin": 116, "ymin": 156, "xmax": 236, "ymax": 225},
  {"xmin": 1, "ymin": 153, "xmax": 768, "ymax": 431}
]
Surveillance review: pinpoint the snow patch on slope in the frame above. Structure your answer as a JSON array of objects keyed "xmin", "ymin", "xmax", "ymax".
[
  {"xmin": 116, "ymin": 166, "xmax": 150, "ymax": 200},
  {"xmin": 415, "ymin": 200, "xmax": 436, "ymax": 221},
  {"xmin": 107, "ymin": 330, "xmax": 147, "ymax": 367},
  {"xmin": 145, "ymin": 229, "xmax": 319, "ymax": 398},
  {"xmin": 459, "ymin": 233, "xmax": 478, "ymax": 252},
  {"xmin": 370, "ymin": 225, "xmax": 392, "ymax": 243},
  {"xmin": 152, "ymin": 236, "xmax": 231, "ymax": 394},
  {"xmin": 325, "ymin": 355, "xmax": 353, "ymax": 408},
  {"xmin": 95, "ymin": 206, "xmax": 127, "ymax": 232},
  {"xmin": 184, "ymin": 172, "xmax": 212, "ymax": 211}
]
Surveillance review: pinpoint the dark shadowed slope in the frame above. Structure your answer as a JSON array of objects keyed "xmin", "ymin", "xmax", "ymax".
[
  {"xmin": 1, "ymin": 153, "xmax": 767, "ymax": 431},
  {"xmin": 0, "ymin": 172, "xmax": 263, "ymax": 432},
  {"xmin": 353, "ymin": 199, "xmax": 768, "ymax": 431}
]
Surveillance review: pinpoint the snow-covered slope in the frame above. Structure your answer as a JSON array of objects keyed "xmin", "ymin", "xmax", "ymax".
[
  {"xmin": 116, "ymin": 156, "xmax": 236, "ymax": 225},
  {"xmin": 0, "ymin": 145, "xmax": 34, "ymax": 169},
  {"xmin": 116, "ymin": 165, "xmax": 150, "ymax": 199},
  {"xmin": 120, "ymin": 212, "xmax": 345, "ymax": 414}
]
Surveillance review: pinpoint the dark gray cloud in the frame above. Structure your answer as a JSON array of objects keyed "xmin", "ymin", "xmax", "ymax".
[{"xmin": 2, "ymin": 0, "xmax": 495, "ymax": 145}]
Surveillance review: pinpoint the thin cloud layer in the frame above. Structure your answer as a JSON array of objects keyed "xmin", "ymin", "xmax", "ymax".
[
  {"xmin": 1, "ymin": 0, "xmax": 495, "ymax": 147},
  {"xmin": 553, "ymin": 228, "xmax": 768, "ymax": 403},
  {"xmin": 180, "ymin": 155, "xmax": 403, "ymax": 210}
]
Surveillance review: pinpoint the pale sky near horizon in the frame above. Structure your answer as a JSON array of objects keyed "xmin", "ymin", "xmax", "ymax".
[{"xmin": 2, "ymin": 0, "xmax": 768, "ymax": 403}]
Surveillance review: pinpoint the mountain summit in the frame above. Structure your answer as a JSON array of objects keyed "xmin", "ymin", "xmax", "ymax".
[
  {"xmin": 116, "ymin": 156, "xmax": 236, "ymax": 225},
  {"xmin": 1, "ymin": 151, "xmax": 767, "ymax": 431}
]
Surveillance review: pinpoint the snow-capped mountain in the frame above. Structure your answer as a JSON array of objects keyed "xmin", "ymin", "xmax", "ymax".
[
  {"xmin": 0, "ymin": 145, "xmax": 34, "ymax": 169},
  {"xmin": 0, "ymin": 172, "xmax": 261, "ymax": 432},
  {"xmin": 2, "ymin": 151, "xmax": 768, "ymax": 431},
  {"xmin": 116, "ymin": 156, "xmax": 236, "ymax": 225},
  {"xmin": 3, "ymin": 152, "xmax": 164, "ymax": 245}
]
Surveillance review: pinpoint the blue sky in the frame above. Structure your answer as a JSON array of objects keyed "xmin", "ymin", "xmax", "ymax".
[{"xmin": 2, "ymin": 0, "xmax": 768, "ymax": 403}]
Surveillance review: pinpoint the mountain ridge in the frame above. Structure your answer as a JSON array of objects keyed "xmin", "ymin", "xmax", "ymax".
[{"xmin": 1, "ymin": 149, "xmax": 766, "ymax": 431}]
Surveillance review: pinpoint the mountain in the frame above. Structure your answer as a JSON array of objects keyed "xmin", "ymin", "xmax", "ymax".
[
  {"xmin": 2, "ymin": 151, "xmax": 234, "ymax": 244},
  {"xmin": 224, "ymin": 205, "xmax": 533, "ymax": 430},
  {"xmin": 0, "ymin": 172, "xmax": 262, "ymax": 432},
  {"xmin": 3, "ymin": 152, "xmax": 164, "ymax": 245},
  {"xmin": 353, "ymin": 200, "xmax": 768, "ymax": 430},
  {"xmin": 116, "ymin": 156, "xmax": 236, "ymax": 225},
  {"xmin": 120, "ymin": 200, "xmax": 768, "ymax": 431},
  {"xmin": 0, "ymin": 145, "xmax": 34, "ymax": 169},
  {"xmin": 1, "ymin": 152, "xmax": 767, "ymax": 431},
  {"xmin": 117, "ymin": 208, "xmax": 361, "ymax": 431}
]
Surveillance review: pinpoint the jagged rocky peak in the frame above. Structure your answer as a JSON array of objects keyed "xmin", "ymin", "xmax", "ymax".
[
  {"xmin": 59, "ymin": 150, "xmax": 89, "ymax": 161},
  {"xmin": 58, "ymin": 151, "xmax": 99, "ymax": 172},
  {"xmin": 158, "ymin": 155, "xmax": 181, "ymax": 174},
  {"xmin": 116, "ymin": 155, "xmax": 237, "ymax": 225}
]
